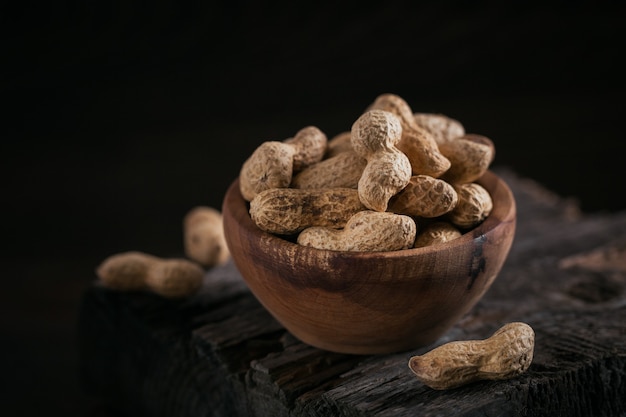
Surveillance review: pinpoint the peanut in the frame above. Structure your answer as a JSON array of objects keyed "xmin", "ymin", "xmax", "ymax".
[
  {"xmin": 284, "ymin": 125, "xmax": 328, "ymax": 171},
  {"xmin": 368, "ymin": 93, "xmax": 451, "ymax": 178},
  {"xmin": 249, "ymin": 187, "xmax": 366, "ymax": 235},
  {"xmin": 239, "ymin": 126, "xmax": 327, "ymax": 201},
  {"xmin": 239, "ymin": 141, "xmax": 295, "ymax": 201},
  {"xmin": 465, "ymin": 133, "xmax": 495, "ymax": 164},
  {"xmin": 387, "ymin": 175, "xmax": 458, "ymax": 218},
  {"xmin": 96, "ymin": 251, "xmax": 204, "ymax": 298},
  {"xmin": 351, "ymin": 109, "xmax": 412, "ymax": 212},
  {"xmin": 413, "ymin": 221, "xmax": 462, "ymax": 248},
  {"xmin": 408, "ymin": 322, "xmax": 535, "ymax": 390},
  {"xmin": 325, "ymin": 131, "xmax": 353, "ymax": 158},
  {"xmin": 183, "ymin": 206, "xmax": 230, "ymax": 268},
  {"xmin": 297, "ymin": 210, "xmax": 416, "ymax": 252},
  {"xmin": 291, "ymin": 150, "xmax": 366, "ymax": 189},
  {"xmin": 440, "ymin": 134, "xmax": 494, "ymax": 184},
  {"xmin": 413, "ymin": 112, "xmax": 465, "ymax": 145},
  {"xmin": 447, "ymin": 182, "xmax": 493, "ymax": 229}
]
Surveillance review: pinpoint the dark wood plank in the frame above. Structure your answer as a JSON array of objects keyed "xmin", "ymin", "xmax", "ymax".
[{"xmin": 78, "ymin": 167, "xmax": 626, "ymax": 417}]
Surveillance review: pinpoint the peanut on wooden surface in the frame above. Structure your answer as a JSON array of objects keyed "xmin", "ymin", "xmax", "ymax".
[
  {"xmin": 448, "ymin": 182, "xmax": 493, "ymax": 229},
  {"xmin": 369, "ymin": 93, "xmax": 451, "ymax": 178},
  {"xmin": 297, "ymin": 210, "xmax": 416, "ymax": 252},
  {"xmin": 413, "ymin": 112, "xmax": 465, "ymax": 145},
  {"xmin": 351, "ymin": 109, "xmax": 412, "ymax": 212},
  {"xmin": 440, "ymin": 134, "xmax": 494, "ymax": 184},
  {"xmin": 408, "ymin": 322, "xmax": 535, "ymax": 390},
  {"xmin": 413, "ymin": 221, "xmax": 462, "ymax": 248},
  {"xmin": 96, "ymin": 251, "xmax": 204, "ymax": 298},
  {"xmin": 291, "ymin": 150, "xmax": 366, "ymax": 190},
  {"xmin": 183, "ymin": 206, "xmax": 230, "ymax": 268},
  {"xmin": 387, "ymin": 175, "xmax": 458, "ymax": 218},
  {"xmin": 249, "ymin": 187, "xmax": 366, "ymax": 235}
]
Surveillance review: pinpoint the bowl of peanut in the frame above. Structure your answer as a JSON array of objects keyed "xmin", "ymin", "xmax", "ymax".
[{"xmin": 222, "ymin": 94, "xmax": 516, "ymax": 355}]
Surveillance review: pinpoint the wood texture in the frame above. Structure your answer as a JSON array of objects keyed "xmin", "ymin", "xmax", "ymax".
[{"xmin": 78, "ymin": 167, "xmax": 626, "ymax": 416}]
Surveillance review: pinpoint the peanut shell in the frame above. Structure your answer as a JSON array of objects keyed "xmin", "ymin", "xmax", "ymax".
[
  {"xmin": 297, "ymin": 210, "xmax": 417, "ymax": 252},
  {"xmin": 249, "ymin": 187, "xmax": 366, "ymax": 235},
  {"xmin": 448, "ymin": 182, "xmax": 493, "ymax": 228},
  {"xmin": 388, "ymin": 175, "xmax": 458, "ymax": 218}
]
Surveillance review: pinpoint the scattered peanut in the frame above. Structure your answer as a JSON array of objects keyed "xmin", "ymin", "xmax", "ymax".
[
  {"xmin": 413, "ymin": 221, "xmax": 462, "ymax": 248},
  {"xmin": 239, "ymin": 141, "xmax": 295, "ymax": 201},
  {"xmin": 249, "ymin": 187, "xmax": 366, "ymax": 235},
  {"xmin": 387, "ymin": 175, "xmax": 458, "ymax": 218},
  {"xmin": 144, "ymin": 258, "xmax": 205, "ymax": 298},
  {"xmin": 297, "ymin": 210, "xmax": 416, "ymax": 252},
  {"xmin": 291, "ymin": 150, "xmax": 366, "ymax": 189},
  {"xmin": 413, "ymin": 112, "xmax": 465, "ymax": 145},
  {"xmin": 96, "ymin": 251, "xmax": 155, "ymax": 291},
  {"xmin": 408, "ymin": 322, "xmax": 535, "ymax": 390},
  {"xmin": 183, "ymin": 206, "xmax": 230, "ymax": 268},
  {"xmin": 440, "ymin": 134, "xmax": 494, "ymax": 184},
  {"xmin": 351, "ymin": 109, "xmax": 412, "ymax": 212},
  {"xmin": 369, "ymin": 93, "xmax": 451, "ymax": 178},
  {"xmin": 96, "ymin": 251, "xmax": 204, "ymax": 298},
  {"xmin": 448, "ymin": 183, "xmax": 493, "ymax": 228}
]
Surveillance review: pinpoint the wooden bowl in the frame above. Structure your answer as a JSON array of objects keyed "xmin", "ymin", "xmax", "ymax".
[{"xmin": 222, "ymin": 171, "xmax": 516, "ymax": 354}]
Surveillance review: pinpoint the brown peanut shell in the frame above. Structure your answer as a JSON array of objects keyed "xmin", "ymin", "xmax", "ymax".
[
  {"xmin": 297, "ymin": 210, "xmax": 417, "ymax": 252},
  {"xmin": 413, "ymin": 112, "xmax": 465, "ymax": 145},
  {"xmin": 413, "ymin": 221, "xmax": 462, "ymax": 248},
  {"xmin": 284, "ymin": 125, "xmax": 327, "ymax": 172},
  {"xmin": 367, "ymin": 93, "xmax": 451, "ymax": 177},
  {"xmin": 249, "ymin": 187, "xmax": 366, "ymax": 235},
  {"xmin": 388, "ymin": 175, "xmax": 458, "ymax": 218},
  {"xmin": 408, "ymin": 322, "xmax": 535, "ymax": 390},
  {"xmin": 448, "ymin": 182, "xmax": 493, "ymax": 228},
  {"xmin": 440, "ymin": 134, "xmax": 494, "ymax": 184},
  {"xmin": 291, "ymin": 150, "xmax": 366, "ymax": 189},
  {"xmin": 239, "ymin": 141, "xmax": 295, "ymax": 201}
]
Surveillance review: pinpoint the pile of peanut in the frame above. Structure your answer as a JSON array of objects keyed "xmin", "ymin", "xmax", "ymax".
[{"xmin": 239, "ymin": 93, "xmax": 495, "ymax": 251}]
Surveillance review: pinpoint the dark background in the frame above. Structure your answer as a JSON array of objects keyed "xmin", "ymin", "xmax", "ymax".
[{"xmin": 2, "ymin": 1, "xmax": 625, "ymax": 415}]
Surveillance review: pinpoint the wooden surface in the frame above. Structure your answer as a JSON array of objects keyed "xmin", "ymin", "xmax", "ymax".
[{"xmin": 78, "ymin": 167, "xmax": 626, "ymax": 417}]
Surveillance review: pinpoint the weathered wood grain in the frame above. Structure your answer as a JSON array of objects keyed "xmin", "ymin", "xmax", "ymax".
[{"xmin": 78, "ymin": 167, "xmax": 626, "ymax": 417}]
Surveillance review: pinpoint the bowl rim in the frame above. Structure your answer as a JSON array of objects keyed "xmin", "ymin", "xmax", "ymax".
[{"xmin": 222, "ymin": 170, "xmax": 516, "ymax": 260}]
